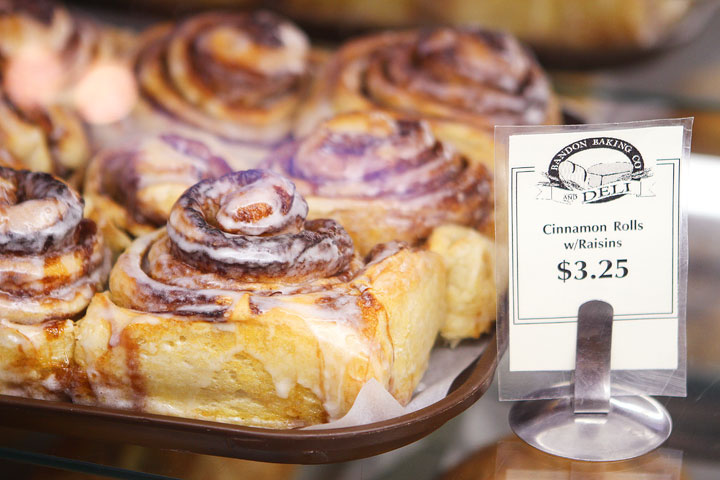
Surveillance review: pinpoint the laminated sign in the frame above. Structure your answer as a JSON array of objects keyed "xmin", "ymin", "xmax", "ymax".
[{"xmin": 495, "ymin": 119, "xmax": 691, "ymax": 401}]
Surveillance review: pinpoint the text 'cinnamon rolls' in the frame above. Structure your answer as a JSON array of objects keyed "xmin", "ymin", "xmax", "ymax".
[
  {"xmin": 0, "ymin": 167, "xmax": 108, "ymax": 399},
  {"xmin": 74, "ymin": 169, "xmax": 446, "ymax": 428}
]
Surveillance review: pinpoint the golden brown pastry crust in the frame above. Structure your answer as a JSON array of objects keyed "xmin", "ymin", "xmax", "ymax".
[
  {"xmin": 268, "ymin": 111, "xmax": 493, "ymax": 256},
  {"xmin": 74, "ymin": 170, "xmax": 445, "ymax": 428},
  {"xmin": 428, "ymin": 225, "xmax": 496, "ymax": 342},
  {"xmin": 132, "ymin": 11, "xmax": 314, "ymax": 167},
  {"xmin": 0, "ymin": 167, "xmax": 108, "ymax": 399},
  {"xmin": 84, "ymin": 133, "xmax": 232, "ymax": 257},
  {"xmin": 0, "ymin": 319, "xmax": 75, "ymax": 400}
]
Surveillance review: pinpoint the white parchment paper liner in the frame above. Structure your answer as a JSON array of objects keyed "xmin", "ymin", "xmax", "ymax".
[{"xmin": 305, "ymin": 339, "xmax": 489, "ymax": 430}]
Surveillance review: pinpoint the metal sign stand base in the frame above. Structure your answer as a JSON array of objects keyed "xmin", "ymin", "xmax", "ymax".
[{"xmin": 508, "ymin": 300, "xmax": 672, "ymax": 462}]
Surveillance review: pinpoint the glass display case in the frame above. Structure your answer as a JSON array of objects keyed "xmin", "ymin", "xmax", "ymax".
[{"xmin": 0, "ymin": 1, "xmax": 718, "ymax": 478}]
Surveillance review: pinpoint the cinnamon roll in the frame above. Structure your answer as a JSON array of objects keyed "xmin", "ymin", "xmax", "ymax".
[
  {"xmin": 74, "ymin": 170, "xmax": 445, "ymax": 428},
  {"xmin": 0, "ymin": 0, "xmax": 135, "ymax": 99},
  {"xmin": 0, "ymin": 0, "xmax": 136, "ymax": 183},
  {"xmin": 0, "ymin": 91, "xmax": 90, "ymax": 184},
  {"xmin": 133, "ymin": 11, "xmax": 313, "ymax": 169},
  {"xmin": 270, "ymin": 111, "xmax": 492, "ymax": 254},
  {"xmin": 296, "ymin": 27, "xmax": 561, "ymax": 166},
  {"xmin": 0, "ymin": 144, "xmax": 22, "ymax": 169},
  {"xmin": 0, "ymin": 167, "xmax": 109, "ymax": 399},
  {"xmin": 84, "ymin": 133, "xmax": 232, "ymax": 257},
  {"xmin": 268, "ymin": 111, "xmax": 496, "ymax": 342}
]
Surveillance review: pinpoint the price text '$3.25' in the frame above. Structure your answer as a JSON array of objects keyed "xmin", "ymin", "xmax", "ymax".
[{"xmin": 557, "ymin": 259, "xmax": 629, "ymax": 282}]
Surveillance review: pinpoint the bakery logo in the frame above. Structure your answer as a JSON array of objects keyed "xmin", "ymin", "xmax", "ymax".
[{"xmin": 538, "ymin": 137, "xmax": 652, "ymax": 204}]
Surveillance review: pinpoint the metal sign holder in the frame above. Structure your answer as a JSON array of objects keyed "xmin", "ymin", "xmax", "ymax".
[{"xmin": 508, "ymin": 300, "xmax": 673, "ymax": 462}]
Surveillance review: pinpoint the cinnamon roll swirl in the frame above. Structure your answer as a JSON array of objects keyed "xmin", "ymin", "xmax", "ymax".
[
  {"xmin": 0, "ymin": 167, "xmax": 109, "ymax": 399},
  {"xmin": 269, "ymin": 111, "xmax": 493, "ymax": 255},
  {"xmin": 74, "ymin": 169, "xmax": 445, "ymax": 428},
  {"xmin": 84, "ymin": 133, "xmax": 232, "ymax": 257},
  {"xmin": 134, "ymin": 11, "xmax": 313, "ymax": 168},
  {"xmin": 296, "ymin": 27, "xmax": 561, "ymax": 165},
  {"xmin": 269, "ymin": 111, "xmax": 496, "ymax": 342}
]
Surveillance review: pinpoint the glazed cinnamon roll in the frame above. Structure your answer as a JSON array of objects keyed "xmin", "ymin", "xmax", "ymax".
[
  {"xmin": 0, "ymin": 167, "xmax": 109, "ymax": 399},
  {"xmin": 270, "ymin": 111, "xmax": 492, "ymax": 255},
  {"xmin": 269, "ymin": 111, "xmax": 496, "ymax": 342},
  {"xmin": 296, "ymin": 27, "xmax": 561, "ymax": 166},
  {"xmin": 74, "ymin": 170, "xmax": 445, "ymax": 428},
  {"xmin": 84, "ymin": 133, "xmax": 232, "ymax": 257},
  {"xmin": 133, "ymin": 11, "xmax": 313, "ymax": 168}
]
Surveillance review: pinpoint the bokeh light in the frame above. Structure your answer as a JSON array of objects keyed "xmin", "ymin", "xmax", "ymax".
[
  {"xmin": 73, "ymin": 62, "xmax": 138, "ymax": 124},
  {"xmin": 3, "ymin": 45, "xmax": 64, "ymax": 108}
]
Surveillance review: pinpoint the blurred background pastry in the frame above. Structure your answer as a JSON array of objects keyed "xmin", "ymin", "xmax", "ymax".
[
  {"xmin": 0, "ymin": 0, "xmax": 135, "ymax": 102},
  {"xmin": 0, "ymin": 91, "xmax": 89, "ymax": 186},
  {"xmin": 295, "ymin": 26, "xmax": 560, "ymax": 168},
  {"xmin": 268, "ymin": 111, "xmax": 495, "ymax": 342},
  {"xmin": 74, "ymin": 169, "xmax": 445, "ymax": 428},
  {"xmin": 271, "ymin": 0, "xmax": 709, "ymax": 68},
  {"xmin": 0, "ymin": 166, "xmax": 109, "ymax": 400},
  {"xmin": 84, "ymin": 132, "xmax": 232, "ymax": 256},
  {"xmin": 0, "ymin": 0, "xmax": 136, "ymax": 184},
  {"xmin": 130, "ymin": 10, "xmax": 314, "ymax": 169},
  {"xmin": 110, "ymin": 0, "xmax": 700, "ymax": 64}
]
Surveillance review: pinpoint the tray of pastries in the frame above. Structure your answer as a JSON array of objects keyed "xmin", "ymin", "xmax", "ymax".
[{"xmin": 0, "ymin": 0, "xmax": 562, "ymax": 463}]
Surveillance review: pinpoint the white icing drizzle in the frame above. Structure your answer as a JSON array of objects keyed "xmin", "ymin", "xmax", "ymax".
[
  {"xmin": 165, "ymin": 170, "xmax": 353, "ymax": 280},
  {"xmin": 85, "ymin": 366, "xmax": 135, "ymax": 410},
  {"xmin": 270, "ymin": 111, "xmax": 493, "ymax": 248},
  {"xmin": 214, "ymin": 175, "xmax": 306, "ymax": 235},
  {"xmin": 41, "ymin": 374, "xmax": 61, "ymax": 392},
  {"xmin": 0, "ymin": 320, "xmax": 46, "ymax": 349},
  {"xmin": 0, "ymin": 174, "xmax": 108, "ymax": 323},
  {"xmin": 136, "ymin": 134, "xmax": 230, "ymax": 190},
  {"xmin": 108, "ymin": 313, "xmax": 161, "ymax": 348},
  {"xmin": 249, "ymin": 293, "xmax": 362, "ymax": 327},
  {"xmin": 247, "ymin": 292, "xmax": 369, "ymax": 413},
  {"xmin": 113, "ymin": 229, "xmax": 247, "ymax": 316},
  {"xmin": 0, "ymin": 168, "xmax": 83, "ymax": 254}
]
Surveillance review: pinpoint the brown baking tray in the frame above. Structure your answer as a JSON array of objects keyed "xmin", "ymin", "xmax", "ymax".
[{"xmin": 0, "ymin": 335, "xmax": 496, "ymax": 464}]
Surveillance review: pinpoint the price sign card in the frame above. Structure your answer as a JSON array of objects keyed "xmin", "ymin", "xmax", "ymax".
[{"xmin": 495, "ymin": 119, "xmax": 691, "ymax": 400}]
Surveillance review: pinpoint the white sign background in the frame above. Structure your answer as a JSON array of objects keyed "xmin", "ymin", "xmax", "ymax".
[{"xmin": 507, "ymin": 125, "xmax": 683, "ymax": 372}]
